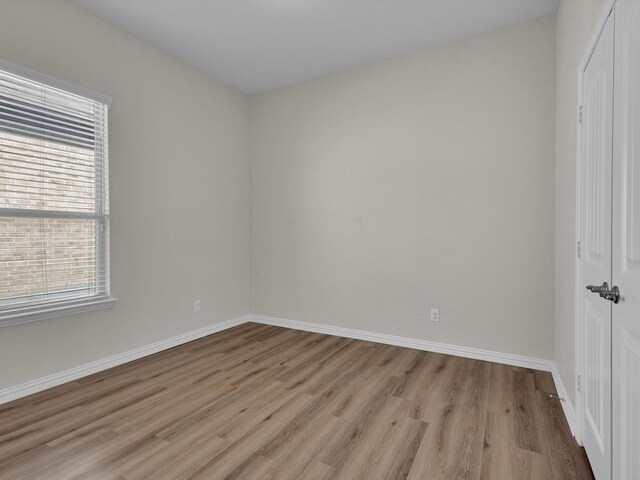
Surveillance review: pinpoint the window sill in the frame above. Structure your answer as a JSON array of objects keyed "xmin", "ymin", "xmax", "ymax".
[{"xmin": 0, "ymin": 297, "xmax": 117, "ymax": 328}]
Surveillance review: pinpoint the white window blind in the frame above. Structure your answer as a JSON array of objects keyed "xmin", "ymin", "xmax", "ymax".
[{"xmin": 0, "ymin": 66, "xmax": 111, "ymax": 320}]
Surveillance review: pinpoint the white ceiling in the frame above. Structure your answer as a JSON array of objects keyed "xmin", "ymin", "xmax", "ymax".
[{"xmin": 76, "ymin": 0, "xmax": 559, "ymax": 95}]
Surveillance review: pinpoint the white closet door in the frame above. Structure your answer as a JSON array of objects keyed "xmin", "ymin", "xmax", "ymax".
[
  {"xmin": 612, "ymin": 2, "xmax": 640, "ymax": 479},
  {"xmin": 580, "ymin": 11, "xmax": 614, "ymax": 480}
]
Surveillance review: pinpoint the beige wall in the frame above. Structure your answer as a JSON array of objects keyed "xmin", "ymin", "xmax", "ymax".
[
  {"xmin": 0, "ymin": 0, "xmax": 250, "ymax": 389},
  {"xmin": 554, "ymin": 0, "xmax": 606, "ymax": 405},
  {"xmin": 250, "ymin": 16, "xmax": 557, "ymax": 359}
]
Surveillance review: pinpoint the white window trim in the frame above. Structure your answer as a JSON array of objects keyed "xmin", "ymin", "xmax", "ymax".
[
  {"xmin": 0, "ymin": 297, "xmax": 117, "ymax": 328},
  {"xmin": 0, "ymin": 60, "xmax": 116, "ymax": 327}
]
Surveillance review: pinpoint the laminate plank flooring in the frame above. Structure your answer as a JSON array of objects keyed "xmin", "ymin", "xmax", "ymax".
[{"xmin": 0, "ymin": 323, "xmax": 593, "ymax": 480}]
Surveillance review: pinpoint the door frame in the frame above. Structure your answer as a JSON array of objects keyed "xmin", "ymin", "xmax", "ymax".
[{"xmin": 574, "ymin": 0, "xmax": 616, "ymax": 446}]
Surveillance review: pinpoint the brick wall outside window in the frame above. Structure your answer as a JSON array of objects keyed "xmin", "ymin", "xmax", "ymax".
[{"xmin": 0, "ymin": 131, "xmax": 97, "ymax": 306}]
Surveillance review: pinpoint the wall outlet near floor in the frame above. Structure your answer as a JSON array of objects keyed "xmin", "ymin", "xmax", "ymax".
[
  {"xmin": 430, "ymin": 308, "xmax": 440, "ymax": 322},
  {"xmin": 193, "ymin": 300, "xmax": 201, "ymax": 313}
]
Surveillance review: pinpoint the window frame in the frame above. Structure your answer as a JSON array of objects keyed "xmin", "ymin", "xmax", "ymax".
[{"xmin": 0, "ymin": 59, "xmax": 115, "ymax": 327}]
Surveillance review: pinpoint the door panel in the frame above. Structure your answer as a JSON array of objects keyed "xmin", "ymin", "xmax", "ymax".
[
  {"xmin": 612, "ymin": 2, "xmax": 640, "ymax": 479},
  {"xmin": 618, "ymin": 333, "xmax": 640, "ymax": 479},
  {"xmin": 581, "ymin": 11, "xmax": 614, "ymax": 480},
  {"xmin": 585, "ymin": 304, "xmax": 606, "ymax": 452}
]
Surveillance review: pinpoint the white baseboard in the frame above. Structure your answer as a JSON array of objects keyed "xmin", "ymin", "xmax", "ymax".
[
  {"xmin": 0, "ymin": 315, "xmax": 248, "ymax": 406},
  {"xmin": 551, "ymin": 364, "xmax": 577, "ymax": 438},
  {"xmin": 248, "ymin": 314, "xmax": 554, "ymax": 372}
]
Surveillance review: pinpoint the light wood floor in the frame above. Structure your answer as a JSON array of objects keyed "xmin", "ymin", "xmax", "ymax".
[{"xmin": 0, "ymin": 322, "xmax": 593, "ymax": 480}]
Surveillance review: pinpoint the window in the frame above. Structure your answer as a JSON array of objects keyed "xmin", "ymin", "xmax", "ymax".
[{"xmin": 0, "ymin": 61, "xmax": 114, "ymax": 326}]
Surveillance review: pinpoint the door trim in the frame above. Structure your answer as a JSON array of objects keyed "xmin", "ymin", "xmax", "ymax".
[{"xmin": 574, "ymin": 0, "xmax": 616, "ymax": 446}]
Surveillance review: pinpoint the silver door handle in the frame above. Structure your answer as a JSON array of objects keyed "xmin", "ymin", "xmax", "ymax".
[
  {"xmin": 600, "ymin": 285, "xmax": 620, "ymax": 304},
  {"xmin": 585, "ymin": 282, "xmax": 620, "ymax": 304},
  {"xmin": 586, "ymin": 282, "xmax": 609, "ymax": 294}
]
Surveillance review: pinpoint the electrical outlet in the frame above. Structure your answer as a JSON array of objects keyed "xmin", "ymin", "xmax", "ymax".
[
  {"xmin": 193, "ymin": 300, "xmax": 201, "ymax": 313},
  {"xmin": 430, "ymin": 308, "xmax": 440, "ymax": 322}
]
